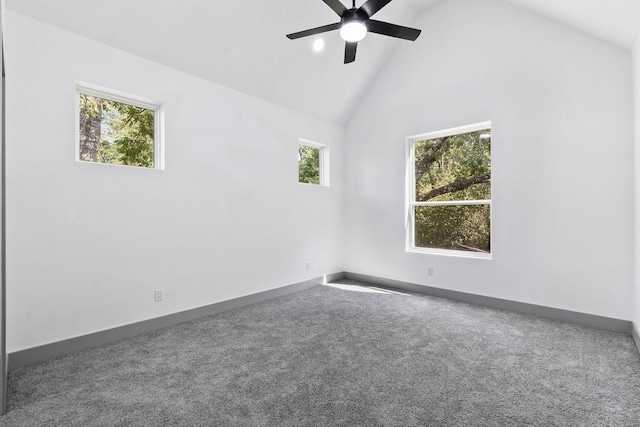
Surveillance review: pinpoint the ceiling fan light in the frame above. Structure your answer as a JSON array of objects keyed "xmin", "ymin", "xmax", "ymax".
[{"xmin": 340, "ymin": 21, "xmax": 367, "ymax": 42}]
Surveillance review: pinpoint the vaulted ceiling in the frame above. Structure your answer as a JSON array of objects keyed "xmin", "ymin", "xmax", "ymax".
[{"xmin": 6, "ymin": 0, "xmax": 640, "ymax": 125}]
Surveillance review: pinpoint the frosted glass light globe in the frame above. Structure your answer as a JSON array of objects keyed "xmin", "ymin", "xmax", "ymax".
[{"xmin": 340, "ymin": 21, "xmax": 367, "ymax": 42}]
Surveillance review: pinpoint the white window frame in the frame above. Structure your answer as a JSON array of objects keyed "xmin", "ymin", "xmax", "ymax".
[
  {"xmin": 405, "ymin": 121, "xmax": 492, "ymax": 259},
  {"xmin": 76, "ymin": 82, "xmax": 165, "ymax": 170},
  {"xmin": 298, "ymin": 138, "xmax": 330, "ymax": 187}
]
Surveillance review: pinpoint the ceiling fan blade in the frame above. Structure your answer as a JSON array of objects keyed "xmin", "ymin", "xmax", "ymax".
[
  {"xmin": 359, "ymin": 0, "xmax": 392, "ymax": 18},
  {"xmin": 286, "ymin": 22, "xmax": 341, "ymax": 39},
  {"xmin": 323, "ymin": 0, "xmax": 348, "ymax": 16},
  {"xmin": 344, "ymin": 41, "xmax": 357, "ymax": 64},
  {"xmin": 367, "ymin": 19, "xmax": 422, "ymax": 41}
]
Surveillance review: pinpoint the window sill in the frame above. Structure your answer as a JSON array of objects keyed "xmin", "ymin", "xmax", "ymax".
[{"xmin": 407, "ymin": 246, "xmax": 492, "ymax": 260}]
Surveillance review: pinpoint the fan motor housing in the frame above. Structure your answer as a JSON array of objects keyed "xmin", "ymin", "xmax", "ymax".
[{"xmin": 341, "ymin": 8, "xmax": 370, "ymax": 26}]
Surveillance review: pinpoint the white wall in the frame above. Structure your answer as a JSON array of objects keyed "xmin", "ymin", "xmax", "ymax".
[
  {"xmin": 4, "ymin": 11, "xmax": 344, "ymax": 352},
  {"xmin": 344, "ymin": 0, "xmax": 634, "ymax": 320}
]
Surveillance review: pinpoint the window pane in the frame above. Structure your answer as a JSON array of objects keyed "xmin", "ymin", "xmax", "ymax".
[
  {"xmin": 299, "ymin": 145, "xmax": 320, "ymax": 184},
  {"xmin": 414, "ymin": 204, "xmax": 490, "ymax": 252},
  {"xmin": 414, "ymin": 129, "xmax": 491, "ymax": 202},
  {"xmin": 79, "ymin": 93, "xmax": 155, "ymax": 168}
]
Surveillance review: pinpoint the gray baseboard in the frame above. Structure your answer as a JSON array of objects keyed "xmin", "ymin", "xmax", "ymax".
[
  {"xmin": 9, "ymin": 272, "xmax": 344, "ymax": 370},
  {"xmin": 343, "ymin": 272, "xmax": 632, "ymax": 335},
  {"xmin": 8, "ymin": 270, "xmax": 635, "ymax": 369}
]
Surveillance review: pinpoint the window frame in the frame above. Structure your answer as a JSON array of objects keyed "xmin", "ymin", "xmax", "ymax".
[
  {"xmin": 405, "ymin": 121, "xmax": 492, "ymax": 259},
  {"xmin": 75, "ymin": 82, "xmax": 165, "ymax": 170},
  {"xmin": 298, "ymin": 138, "xmax": 330, "ymax": 187}
]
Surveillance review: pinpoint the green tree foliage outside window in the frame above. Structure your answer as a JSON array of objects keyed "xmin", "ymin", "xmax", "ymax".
[
  {"xmin": 413, "ymin": 128, "xmax": 491, "ymax": 253},
  {"xmin": 79, "ymin": 93, "xmax": 155, "ymax": 168},
  {"xmin": 299, "ymin": 145, "xmax": 320, "ymax": 184}
]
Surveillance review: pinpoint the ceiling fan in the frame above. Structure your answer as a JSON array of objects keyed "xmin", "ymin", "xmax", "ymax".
[{"xmin": 286, "ymin": 0, "xmax": 422, "ymax": 64}]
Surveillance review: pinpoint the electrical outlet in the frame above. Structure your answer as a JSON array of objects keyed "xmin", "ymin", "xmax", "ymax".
[
  {"xmin": 306, "ymin": 262, "xmax": 310, "ymax": 270},
  {"xmin": 427, "ymin": 267, "xmax": 434, "ymax": 276},
  {"xmin": 154, "ymin": 289, "xmax": 163, "ymax": 302}
]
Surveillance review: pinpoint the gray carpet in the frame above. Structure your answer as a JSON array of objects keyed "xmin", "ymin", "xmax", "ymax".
[{"xmin": 2, "ymin": 280, "xmax": 640, "ymax": 426}]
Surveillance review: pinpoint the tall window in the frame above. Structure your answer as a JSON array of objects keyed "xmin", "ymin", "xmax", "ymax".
[
  {"xmin": 407, "ymin": 122, "xmax": 491, "ymax": 258},
  {"xmin": 77, "ymin": 84, "xmax": 164, "ymax": 169},
  {"xmin": 298, "ymin": 139, "xmax": 329, "ymax": 186}
]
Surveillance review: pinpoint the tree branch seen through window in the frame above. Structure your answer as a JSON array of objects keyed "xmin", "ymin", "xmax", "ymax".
[
  {"xmin": 299, "ymin": 145, "xmax": 320, "ymax": 185},
  {"xmin": 410, "ymin": 126, "xmax": 491, "ymax": 254},
  {"xmin": 79, "ymin": 93, "xmax": 156, "ymax": 168}
]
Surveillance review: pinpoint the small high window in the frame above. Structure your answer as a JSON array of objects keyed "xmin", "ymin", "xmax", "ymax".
[
  {"xmin": 77, "ymin": 84, "xmax": 163, "ymax": 169},
  {"xmin": 298, "ymin": 139, "xmax": 329, "ymax": 186},
  {"xmin": 407, "ymin": 122, "xmax": 491, "ymax": 258}
]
